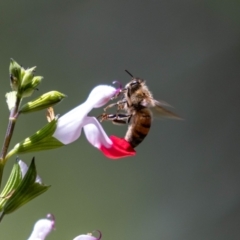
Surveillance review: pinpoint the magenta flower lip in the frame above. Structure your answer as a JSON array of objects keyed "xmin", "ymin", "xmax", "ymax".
[{"xmin": 100, "ymin": 135, "xmax": 136, "ymax": 159}]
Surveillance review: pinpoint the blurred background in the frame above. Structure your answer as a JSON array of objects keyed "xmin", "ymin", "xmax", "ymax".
[{"xmin": 1, "ymin": 0, "xmax": 240, "ymax": 239}]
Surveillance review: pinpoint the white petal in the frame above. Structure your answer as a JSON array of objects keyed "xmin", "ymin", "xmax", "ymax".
[
  {"xmin": 28, "ymin": 218, "xmax": 54, "ymax": 240},
  {"xmin": 18, "ymin": 160, "xmax": 28, "ymax": 177},
  {"xmin": 86, "ymin": 85, "xmax": 118, "ymax": 108},
  {"xmin": 83, "ymin": 117, "xmax": 112, "ymax": 148},
  {"xmin": 53, "ymin": 104, "xmax": 87, "ymax": 144},
  {"xmin": 35, "ymin": 174, "xmax": 43, "ymax": 184},
  {"xmin": 53, "ymin": 85, "xmax": 117, "ymax": 145},
  {"xmin": 18, "ymin": 160, "xmax": 42, "ymax": 184},
  {"xmin": 73, "ymin": 235, "xmax": 98, "ymax": 240}
]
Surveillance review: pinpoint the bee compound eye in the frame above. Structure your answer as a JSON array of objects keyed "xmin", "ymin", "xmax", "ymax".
[{"xmin": 130, "ymin": 80, "xmax": 138, "ymax": 86}]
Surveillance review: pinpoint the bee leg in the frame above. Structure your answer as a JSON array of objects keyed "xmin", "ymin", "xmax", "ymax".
[
  {"xmin": 104, "ymin": 103, "xmax": 119, "ymax": 112},
  {"xmin": 98, "ymin": 113, "xmax": 118, "ymax": 123},
  {"xmin": 112, "ymin": 113, "xmax": 131, "ymax": 125},
  {"xmin": 98, "ymin": 113, "xmax": 110, "ymax": 122},
  {"xmin": 104, "ymin": 99, "xmax": 127, "ymax": 112},
  {"xmin": 98, "ymin": 113, "xmax": 131, "ymax": 125},
  {"xmin": 112, "ymin": 119, "xmax": 128, "ymax": 125}
]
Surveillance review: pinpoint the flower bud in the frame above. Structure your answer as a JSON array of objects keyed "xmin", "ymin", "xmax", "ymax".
[
  {"xmin": 21, "ymin": 67, "xmax": 36, "ymax": 87},
  {"xmin": 19, "ymin": 91, "xmax": 66, "ymax": 113},
  {"xmin": 9, "ymin": 59, "xmax": 45, "ymax": 98},
  {"xmin": 20, "ymin": 76, "xmax": 43, "ymax": 98},
  {"xmin": 9, "ymin": 59, "xmax": 22, "ymax": 91}
]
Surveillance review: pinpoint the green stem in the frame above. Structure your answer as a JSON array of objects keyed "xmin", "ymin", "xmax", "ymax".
[{"xmin": 0, "ymin": 96, "xmax": 21, "ymax": 187}]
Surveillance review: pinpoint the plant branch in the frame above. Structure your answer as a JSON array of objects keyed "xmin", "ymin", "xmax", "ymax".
[{"xmin": 0, "ymin": 96, "xmax": 21, "ymax": 186}]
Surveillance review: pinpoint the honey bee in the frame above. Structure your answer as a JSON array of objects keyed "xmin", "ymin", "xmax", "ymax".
[{"xmin": 98, "ymin": 71, "xmax": 180, "ymax": 148}]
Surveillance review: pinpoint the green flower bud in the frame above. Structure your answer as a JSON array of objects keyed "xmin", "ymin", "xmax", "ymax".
[
  {"xmin": 19, "ymin": 91, "xmax": 66, "ymax": 113},
  {"xmin": 5, "ymin": 91, "xmax": 17, "ymax": 111},
  {"xmin": 5, "ymin": 118, "xmax": 64, "ymax": 160},
  {"xmin": 20, "ymin": 66, "xmax": 26, "ymax": 80},
  {"xmin": 0, "ymin": 158, "xmax": 50, "ymax": 218},
  {"xmin": 9, "ymin": 59, "xmax": 44, "ymax": 98},
  {"xmin": 9, "ymin": 59, "xmax": 22, "ymax": 91},
  {"xmin": 21, "ymin": 67, "xmax": 36, "ymax": 87},
  {"xmin": 20, "ymin": 76, "xmax": 43, "ymax": 98}
]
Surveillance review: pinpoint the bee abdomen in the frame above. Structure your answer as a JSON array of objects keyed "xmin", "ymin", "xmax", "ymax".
[{"xmin": 125, "ymin": 111, "xmax": 151, "ymax": 148}]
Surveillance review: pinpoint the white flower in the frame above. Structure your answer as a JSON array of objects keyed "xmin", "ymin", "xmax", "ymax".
[
  {"xmin": 53, "ymin": 85, "xmax": 135, "ymax": 159},
  {"xmin": 73, "ymin": 231, "xmax": 102, "ymax": 240},
  {"xmin": 73, "ymin": 235, "xmax": 99, "ymax": 240},
  {"xmin": 28, "ymin": 214, "xmax": 55, "ymax": 240},
  {"xmin": 6, "ymin": 84, "xmax": 136, "ymax": 160}
]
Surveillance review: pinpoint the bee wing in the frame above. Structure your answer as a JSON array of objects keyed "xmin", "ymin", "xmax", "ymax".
[{"xmin": 150, "ymin": 100, "xmax": 182, "ymax": 120}]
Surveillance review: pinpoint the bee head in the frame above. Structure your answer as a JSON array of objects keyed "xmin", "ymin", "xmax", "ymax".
[
  {"xmin": 123, "ymin": 70, "xmax": 145, "ymax": 91},
  {"xmin": 129, "ymin": 78, "xmax": 144, "ymax": 88},
  {"xmin": 119, "ymin": 78, "xmax": 145, "ymax": 97}
]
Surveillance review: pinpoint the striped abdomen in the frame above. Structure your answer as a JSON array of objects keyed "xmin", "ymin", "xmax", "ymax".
[{"xmin": 124, "ymin": 108, "xmax": 152, "ymax": 148}]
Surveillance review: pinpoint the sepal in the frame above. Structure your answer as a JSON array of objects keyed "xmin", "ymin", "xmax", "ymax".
[
  {"xmin": 5, "ymin": 118, "xmax": 64, "ymax": 160},
  {"xmin": 0, "ymin": 158, "xmax": 50, "ymax": 219},
  {"xmin": 0, "ymin": 161, "xmax": 22, "ymax": 210},
  {"xmin": 5, "ymin": 91, "xmax": 17, "ymax": 111}
]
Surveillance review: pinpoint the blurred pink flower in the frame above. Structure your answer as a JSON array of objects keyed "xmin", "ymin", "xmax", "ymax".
[
  {"xmin": 28, "ymin": 214, "xmax": 55, "ymax": 240},
  {"xmin": 73, "ymin": 230, "xmax": 102, "ymax": 240}
]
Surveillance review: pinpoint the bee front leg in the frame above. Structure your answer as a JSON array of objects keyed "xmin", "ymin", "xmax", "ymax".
[
  {"xmin": 103, "ymin": 103, "xmax": 119, "ymax": 112},
  {"xmin": 104, "ymin": 99, "xmax": 127, "ymax": 112}
]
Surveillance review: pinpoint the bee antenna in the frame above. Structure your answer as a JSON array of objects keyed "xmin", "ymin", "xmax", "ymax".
[{"xmin": 125, "ymin": 70, "xmax": 134, "ymax": 77}]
